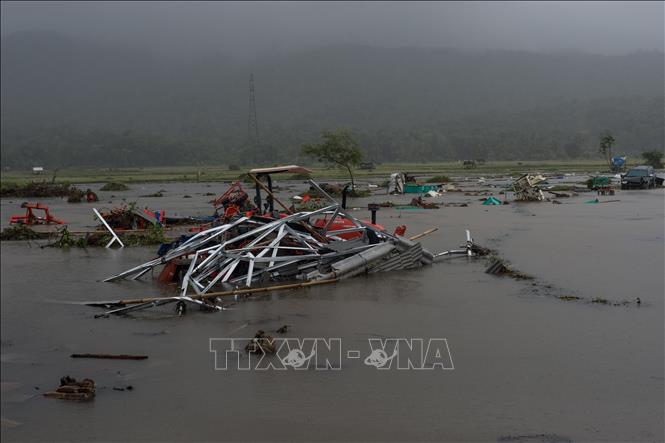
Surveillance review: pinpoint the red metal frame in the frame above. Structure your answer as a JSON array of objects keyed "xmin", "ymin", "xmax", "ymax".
[{"xmin": 9, "ymin": 203, "xmax": 65, "ymax": 225}]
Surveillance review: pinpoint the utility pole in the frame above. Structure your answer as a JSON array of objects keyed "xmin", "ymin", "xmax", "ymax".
[{"xmin": 248, "ymin": 73, "xmax": 259, "ymax": 146}]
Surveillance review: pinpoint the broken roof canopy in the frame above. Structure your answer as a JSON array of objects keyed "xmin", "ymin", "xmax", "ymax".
[{"xmin": 249, "ymin": 165, "xmax": 312, "ymax": 175}]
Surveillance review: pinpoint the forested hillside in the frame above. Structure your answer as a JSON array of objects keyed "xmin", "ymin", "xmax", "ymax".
[{"xmin": 2, "ymin": 32, "xmax": 663, "ymax": 167}]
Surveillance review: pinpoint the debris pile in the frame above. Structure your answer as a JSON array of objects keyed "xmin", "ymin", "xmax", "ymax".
[
  {"xmin": 93, "ymin": 175, "xmax": 485, "ymax": 317},
  {"xmin": 210, "ymin": 181, "xmax": 252, "ymax": 218},
  {"xmin": 409, "ymin": 196, "xmax": 440, "ymax": 209},
  {"xmin": 511, "ymin": 174, "xmax": 546, "ymax": 201},
  {"xmin": 245, "ymin": 330, "xmax": 276, "ymax": 354},
  {"xmin": 485, "ymin": 258, "xmax": 533, "ymax": 280},
  {"xmin": 98, "ymin": 203, "xmax": 163, "ymax": 230}
]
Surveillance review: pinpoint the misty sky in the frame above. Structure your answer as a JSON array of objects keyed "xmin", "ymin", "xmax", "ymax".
[{"xmin": 1, "ymin": 1, "xmax": 664, "ymax": 58}]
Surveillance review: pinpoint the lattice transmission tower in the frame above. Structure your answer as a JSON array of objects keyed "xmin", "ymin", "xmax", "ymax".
[{"xmin": 247, "ymin": 73, "xmax": 259, "ymax": 146}]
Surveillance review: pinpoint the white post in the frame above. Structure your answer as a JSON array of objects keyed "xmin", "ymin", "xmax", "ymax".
[{"xmin": 93, "ymin": 208, "xmax": 124, "ymax": 248}]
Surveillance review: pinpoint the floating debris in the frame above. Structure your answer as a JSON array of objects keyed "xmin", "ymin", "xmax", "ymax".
[
  {"xmin": 512, "ymin": 174, "xmax": 546, "ymax": 201},
  {"xmin": 485, "ymin": 258, "xmax": 533, "ymax": 280},
  {"xmin": 482, "ymin": 196, "xmax": 502, "ymax": 206},
  {"xmin": 245, "ymin": 330, "xmax": 276, "ymax": 354},
  {"xmin": 558, "ymin": 295, "xmax": 581, "ymax": 301},
  {"xmin": 43, "ymin": 376, "xmax": 95, "ymax": 402},
  {"xmin": 409, "ymin": 197, "xmax": 440, "ymax": 209},
  {"xmin": 70, "ymin": 353, "xmax": 148, "ymax": 360},
  {"xmin": 497, "ymin": 433, "xmax": 572, "ymax": 443}
]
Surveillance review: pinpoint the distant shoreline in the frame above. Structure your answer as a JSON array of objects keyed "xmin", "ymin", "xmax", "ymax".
[{"xmin": 0, "ymin": 160, "xmax": 632, "ymax": 186}]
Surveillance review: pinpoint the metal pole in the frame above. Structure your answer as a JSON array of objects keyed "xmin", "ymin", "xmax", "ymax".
[{"xmin": 92, "ymin": 208, "xmax": 124, "ymax": 248}]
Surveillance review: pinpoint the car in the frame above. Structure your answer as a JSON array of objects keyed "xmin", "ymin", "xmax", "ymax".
[{"xmin": 621, "ymin": 165, "xmax": 657, "ymax": 189}]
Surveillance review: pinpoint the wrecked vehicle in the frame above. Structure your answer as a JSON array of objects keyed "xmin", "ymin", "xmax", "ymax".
[{"xmin": 621, "ymin": 166, "xmax": 657, "ymax": 189}]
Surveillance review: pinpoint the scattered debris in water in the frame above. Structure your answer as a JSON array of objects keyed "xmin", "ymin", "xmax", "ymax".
[
  {"xmin": 497, "ymin": 433, "xmax": 572, "ymax": 443},
  {"xmin": 70, "ymin": 353, "xmax": 148, "ymax": 360},
  {"xmin": 512, "ymin": 174, "xmax": 546, "ymax": 201},
  {"xmin": 558, "ymin": 295, "xmax": 581, "ymax": 301},
  {"xmin": 484, "ymin": 258, "xmax": 533, "ymax": 280},
  {"xmin": 90, "ymin": 171, "xmax": 487, "ymax": 317},
  {"xmin": 245, "ymin": 330, "xmax": 276, "ymax": 354},
  {"xmin": 43, "ymin": 376, "xmax": 95, "ymax": 401}
]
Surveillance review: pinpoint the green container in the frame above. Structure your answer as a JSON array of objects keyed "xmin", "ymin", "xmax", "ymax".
[
  {"xmin": 591, "ymin": 177, "xmax": 611, "ymax": 188},
  {"xmin": 404, "ymin": 183, "xmax": 439, "ymax": 194}
]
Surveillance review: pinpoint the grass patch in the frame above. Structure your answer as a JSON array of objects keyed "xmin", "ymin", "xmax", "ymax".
[{"xmin": 0, "ymin": 160, "xmax": 613, "ymax": 186}]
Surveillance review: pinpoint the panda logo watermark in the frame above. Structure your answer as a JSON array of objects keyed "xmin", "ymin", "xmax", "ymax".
[{"xmin": 209, "ymin": 337, "xmax": 454, "ymax": 371}]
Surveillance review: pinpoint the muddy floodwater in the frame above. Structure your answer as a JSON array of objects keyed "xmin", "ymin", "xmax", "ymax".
[{"xmin": 1, "ymin": 179, "xmax": 663, "ymax": 442}]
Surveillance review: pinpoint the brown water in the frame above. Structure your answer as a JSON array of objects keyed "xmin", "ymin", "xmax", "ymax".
[{"xmin": 1, "ymin": 180, "xmax": 663, "ymax": 442}]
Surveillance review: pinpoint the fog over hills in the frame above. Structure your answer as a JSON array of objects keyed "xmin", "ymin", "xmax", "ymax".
[{"xmin": 1, "ymin": 31, "xmax": 663, "ymax": 167}]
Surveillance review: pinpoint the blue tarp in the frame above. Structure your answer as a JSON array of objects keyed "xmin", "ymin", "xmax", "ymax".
[
  {"xmin": 482, "ymin": 196, "xmax": 502, "ymax": 205},
  {"xmin": 611, "ymin": 157, "xmax": 626, "ymax": 168}
]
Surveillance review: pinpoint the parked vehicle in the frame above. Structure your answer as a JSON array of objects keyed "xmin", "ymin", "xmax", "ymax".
[{"xmin": 621, "ymin": 166, "xmax": 657, "ymax": 189}]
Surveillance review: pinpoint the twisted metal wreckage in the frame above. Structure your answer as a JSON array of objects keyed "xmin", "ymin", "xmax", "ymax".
[{"xmin": 89, "ymin": 166, "xmax": 488, "ymax": 317}]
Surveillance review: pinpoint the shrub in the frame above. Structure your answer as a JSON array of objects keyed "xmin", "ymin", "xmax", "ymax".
[{"xmin": 641, "ymin": 150, "xmax": 664, "ymax": 169}]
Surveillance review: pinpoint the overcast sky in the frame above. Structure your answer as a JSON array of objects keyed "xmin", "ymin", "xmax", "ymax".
[{"xmin": 2, "ymin": 1, "xmax": 663, "ymax": 58}]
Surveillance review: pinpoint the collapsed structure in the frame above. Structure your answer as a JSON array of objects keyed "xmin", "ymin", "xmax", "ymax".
[
  {"xmin": 97, "ymin": 168, "xmax": 483, "ymax": 316},
  {"xmin": 512, "ymin": 174, "xmax": 546, "ymax": 201}
]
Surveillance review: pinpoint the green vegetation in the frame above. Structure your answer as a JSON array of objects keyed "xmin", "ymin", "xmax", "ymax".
[
  {"xmin": 122, "ymin": 225, "xmax": 167, "ymax": 246},
  {"xmin": 46, "ymin": 224, "xmax": 168, "ymax": 248},
  {"xmin": 46, "ymin": 227, "xmax": 88, "ymax": 248},
  {"xmin": 0, "ymin": 160, "xmax": 621, "ymax": 187},
  {"xmin": 598, "ymin": 132, "xmax": 616, "ymax": 169},
  {"xmin": 302, "ymin": 129, "xmax": 364, "ymax": 189},
  {"xmin": 641, "ymin": 150, "xmax": 664, "ymax": 169},
  {"xmin": 0, "ymin": 225, "xmax": 41, "ymax": 241},
  {"xmin": 67, "ymin": 188, "xmax": 85, "ymax": 203},
  {"xmin": 0, "ymin": 181, "xmax": 77, "ymax": 198},
  {"xmin": 100, "ymin": 182, "xmax": 129, "ymax": 191}
]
